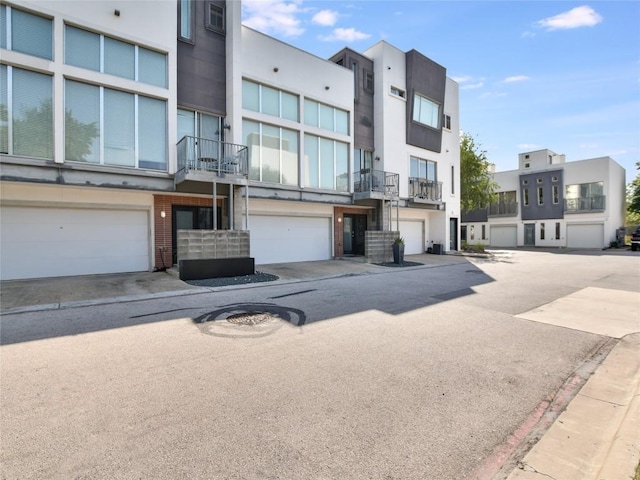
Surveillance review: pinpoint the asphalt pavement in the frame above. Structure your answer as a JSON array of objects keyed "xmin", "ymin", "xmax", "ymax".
[{"xmin": 1, "ymin": 249, "xmax": 638, "ymax": 479}]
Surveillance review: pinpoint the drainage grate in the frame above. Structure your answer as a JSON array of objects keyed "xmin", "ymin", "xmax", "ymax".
[{"xmin": 226, "ymin": 312, "xmax": 278, "ymax": 326}]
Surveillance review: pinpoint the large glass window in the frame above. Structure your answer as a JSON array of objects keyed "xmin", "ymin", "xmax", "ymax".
[
  {"xmin": 1, "ymin": 66, "xmax": 53, "ymax": 158},
  {"xmin": 412, "ymin": 93, "xmax": 440, "ymax": 129},
  {"xmin": 64, "ymin": 79, "xmax": 167, "ymax": 170},
  {"xmin": 1, "ymin": 6, "xmax": 53, "ymax": 60},
  {"xmin": 179, "ymin": 0, "xmax": 192, "ymax": 40},
  {"xmin": 304, "ymin": 99, "xmax": 349, "ymax": 135},
  {"xmin": 64, "ymin": 25, "xmax": 167, "ymax": 88},
  {"xmin": 242, "ymin": 80, "xmax": 298, "ymax": 122},
  {"xmin": 410, "ymin": 156, "xmax": 437, "ymax": 182},
  {"xmin": 243, "ymin": 119, "xmax": 298, "ymax": 185},
  {"xmin": 304, "ymin": 134, "xmax": 348, "ymax": 192}
]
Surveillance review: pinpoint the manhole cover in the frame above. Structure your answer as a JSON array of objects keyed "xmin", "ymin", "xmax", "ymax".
[{"xmin": 226, "ymin": 312, "xmax": 278, "ymax": 326}]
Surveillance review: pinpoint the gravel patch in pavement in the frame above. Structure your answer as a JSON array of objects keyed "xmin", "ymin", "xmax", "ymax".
[
  {"xmin": 375, "ymin": 261, "xmax": 424, "ymax": 268},
  {"xmin": 185, "ymin": 272, "xmax": 279, "ymax": 287}
]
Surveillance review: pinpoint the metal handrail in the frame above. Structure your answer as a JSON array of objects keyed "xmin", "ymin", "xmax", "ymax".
[
  {"xmin": 353, "ymin": 169, "xmax": 399, "ymax": 196},
  {"xmin": 176, "ymin": 136, "xmax": 248, "ymax": 176},
  {"xmin": 409, "ymin": 177, "xmax": 442, "ymax": 201}
]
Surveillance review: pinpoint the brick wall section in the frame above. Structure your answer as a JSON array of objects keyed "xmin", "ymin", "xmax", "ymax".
[
  {"xmin": 365, "ymin": 231, "xmax": 399, "ymax": 263},
  {"xmin": 153, "ymin": 194, "xmax": 214, "ymax": 268},
  {"xmin": 177, "ymin": 230, "xmax": 250, "ymax": 261}
]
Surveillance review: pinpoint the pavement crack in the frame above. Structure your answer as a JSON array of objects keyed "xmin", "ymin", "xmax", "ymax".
[
  {"xmin": 268, "ymin": 289, "xmax": 316, "ymax": 299},
  {"xmin": 577, "ymin": 393, "xmax": 626, "ymax": 407},
  {"xmin": 519, "ymin": 462, "xmax": 558, "ymax": 480}
]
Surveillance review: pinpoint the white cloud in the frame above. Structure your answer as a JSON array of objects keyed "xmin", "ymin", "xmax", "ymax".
[
  {"xmin": 462, "ymin": 82, "xmax": 484, "ymax": 90},
  {"xmin": 312, "ymin": 9, "xmax": 338, "ymax": 26},
  {"xmin": 521, "ymin": 31, "xmax": 536, "ymax": 38},
  {"xmin": 451, "ymin": 75, "xmax": 473, "ymax": 83},
  {"xmin": 536, "ymin": 5, "xmax": 603, "ymax": 31},
  {"xmin": 502, "ymin": 75, "xmax": 529, "ymax": 83},
  {"xmin": 319, "ymin": 27, "xmax": 371, "ymax": 42},
  {"xmin": 479, "ymin": 92, "xmax": 507, "ymax": 99},
  {"xmin": 242, "ymin": 0, "xmax": 305, "ymax": 37},
  {"xmin": 518, "ymin": 144, "xmax": 540, "ymax": 150},
  {"xmin": 580, "ymin": 143, "xmax": 599, "ymax": 149}
]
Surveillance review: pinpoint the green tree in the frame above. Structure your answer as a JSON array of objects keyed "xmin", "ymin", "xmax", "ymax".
[
  {"xmin": 626, "ymin": 161, "xmax": 640, "ymax": 226},
  {"xmin": 460, "ymin": 132, "xmax": 498, "ymax": 213}
]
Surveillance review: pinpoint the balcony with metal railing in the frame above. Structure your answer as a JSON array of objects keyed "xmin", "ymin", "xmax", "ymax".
[
  {"xmin": 353, "ymin": 169, "xmax": 399, "ymax": 200},
  {"xmin": 565, "ymin": 196, "xmax": 606, "ymax": 213},
  {"xmin": 175, "ymin": 136, "xmax": 249, "ymax": 185},
  {"xmin": 408, "ymin": 177, "xmax": 442, "ymax": 205},
  {"xmin": 488, "ymin": 202, "xmax": 519, "ymax": 217}
]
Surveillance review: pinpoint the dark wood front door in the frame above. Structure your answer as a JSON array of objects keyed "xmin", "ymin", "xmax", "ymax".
[{"xmin": 343, "ymin": 214, "xmax": 367, "ymax": 255}]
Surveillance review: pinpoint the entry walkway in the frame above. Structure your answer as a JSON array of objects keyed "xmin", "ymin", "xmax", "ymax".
[{"xmin": 0, "ymin": 253, "xmax": 470, "ymax": 314}]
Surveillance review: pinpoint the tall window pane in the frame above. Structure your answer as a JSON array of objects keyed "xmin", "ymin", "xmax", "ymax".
[
  {"xmin": 139, "ymin": 96, "xmax": 167, "ymax": 170},
  {"xmin": 427, "ymin": 161, "xmax": 436, "ymax": 181},
  {"xmin": 304, "ymin": 134, "xmax": 319, "ymax": 188},
  {"xmin": 335, "ymin": 141, "xmax": 348, "ymax": 192},
  {"xmin": 139, "ymin": 48, "xmax": 167, "ymax": 88},
  {"xmin": 13, "ymin": 68, "xmax": 53, "ymax": 158},
  {"xmin": 104, "ymin": 89, "xmax": 134, "ymax": 166},
  {"xmin": 177, "ymin": 109, "xmax": 194, "ymax": 142},
  {"xmin": 12, "ymin": 9, "xmax": 52, "ymax": 60},
  {"xmin": 319, "ymin": 104, "xmax": 334, "ymax": 131},
  {"xmin": 242, "ymin": 80, "xmax": 259, "ymax": 112},
  {"xmin": 65, "ymin": 80, "xmax": 100, "ymax": 163},
  {"xmin": 199, "ymin": 113, "xmax": 220, "ymax": 141},
  {"xmin": 65, "ymin": 26, "xmax": 100, "ymax": 71},
  {"xmin": 104, "ymin": 37, "xmax": 134, "ymax": 80},
  {"xmin": 180, "ymin": 0, "xmax": 191, "ymax": 40},
  {"xmin": 281, "ymin": 91, "xmax": 298, "ymax": 121},
  {"xmin": 304, "ymin": 99, "xmax": 318, "ymax": 127},
  {"xmin": 0, "ymin": 65, "xmax": 7, "ymax": 154},
  {"xmin": 262, "ymin": 124, "xmax": 280, "ymax": 183},
  {"xmin": 320, "ymin": 137, "xmax": 334, "ymax": 189},
  {"xmin": 281, "ymin": 128, "xmax": 298, "ymax": 185},
  {"xmin": 262, "ymin": 86, "xmax": 279, "ymax": 117},
  {"xmin": 335, "ymin": 109, "xmax": 348, "ymax": 135},
  {"xmin": 243, "ymin": 119, "xmax": 260, "ymax": 181},
  {"xmin": 1, "ymin": 6, "xmax": 7, "ymax": 50}
]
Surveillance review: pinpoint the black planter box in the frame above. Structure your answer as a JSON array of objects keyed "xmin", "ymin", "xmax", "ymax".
[
  {"xmin": 179, "ymin": 257, "xmax": 255, "ymax": 281},
  {"xmin": 432, "ymin": 244, "xmax": 443, "ymax": 255}
]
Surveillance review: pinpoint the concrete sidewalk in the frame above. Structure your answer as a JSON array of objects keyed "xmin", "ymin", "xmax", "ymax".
[{"xmin": 0, "ymin": 253, "xmax": 469, "ymax": 314}]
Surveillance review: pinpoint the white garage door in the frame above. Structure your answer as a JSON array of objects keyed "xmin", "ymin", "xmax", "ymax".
[
  {"xmin": 399, "ymin": 220, "xmax": 424, "ymax": 255},
  {"xmin": 250, "ymin": 215, "xmax": 331, "ymax": 264},
  {"xmin": 1, "ymin": 207, "xmax": 149, "ymax": 280},
  {"xmin": 567, "ymin": 224, "xmax": 604, "ymax": 248},
  {"xmin": 490, "ymin": 225, "xmax": 517, "ymax": 247}
]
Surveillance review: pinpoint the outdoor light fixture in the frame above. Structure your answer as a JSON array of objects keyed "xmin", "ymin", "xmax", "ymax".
[
  {"xmin": 273, "ymin": 67, "xmax": 279, "ymax": 72},
  {"xmin": 338, "ymin": 217, "xmax": 342, "ymax": 223},
  {"xmin": 160, "ymin": 210, "xmax": 166, "ymax": 218},
  {"xmin": 114, "ymin": 9, "xmax": 120, "ymax": 16}
]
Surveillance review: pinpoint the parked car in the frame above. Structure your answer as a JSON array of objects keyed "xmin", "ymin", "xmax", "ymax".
[{"xmin": 631, "ymin": 226, "xmax": 640, "ymax": 251}]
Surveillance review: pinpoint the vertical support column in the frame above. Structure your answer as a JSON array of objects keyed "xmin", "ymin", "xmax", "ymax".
[
  {"xmin": 229, "ymin": 184, "xmax": 234, "ymax": 231},
  {"xmin": 245, "ymin": 185, "xmax": 249, "ymax": 230},
  {"xmin": 396, "ymin": 200, "xmax": 399, "ymax": 232},
  {"xmin": 213, "ymin": 181, "xmax": 217, "ymax": 230}
]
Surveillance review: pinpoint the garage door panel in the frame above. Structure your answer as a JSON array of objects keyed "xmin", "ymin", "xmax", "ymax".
[
  {"xmin": 251, "ymin": 215, "xmax": 331, "ymax": 264},
  {"xmin": 399, "ymin": 221, "xmax": 424, "ymax": 255},
  {"xmin": 1, "ymin": 207, "xmax": 149, "ymax": 280},
  {"xmin": 567, "ymin": 224, "xmax": 604, "ymax": 248},
  {"xmin": 490, "ymin": 226, "xmax": 517, "ymax": 247}
]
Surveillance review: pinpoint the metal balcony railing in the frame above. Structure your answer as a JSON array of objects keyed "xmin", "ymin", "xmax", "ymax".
[
  {"xmin": 409, "ymin": 177, "xmax": 442, "ymax": 202},
  {"xmin": 488, "ymin": 202, "xmax": 519, "ymax": 217},
  {"xmin": 565, "ymin": 196, "xmax": 606, "ymax": 213},
  {"xmin": 177, "ymin": 136, "xmax": 248, "ymax": 177},
  {"xmin": 353, "ymin": 169, "xmax": 399, "ymax": 197}
]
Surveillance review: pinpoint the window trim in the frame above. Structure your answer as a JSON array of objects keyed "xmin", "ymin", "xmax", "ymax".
[
  {"xmin": 540, "ymin": 222, "xmax": 545, "ymax": 240},
  {"xmin": 179, "ymin": 0, "xmax": 194, "ymax": 42},
  {"xmin": 552, "ymin": 185, "xmax": 559, "ymax": 204},
  {"xmin": 443, "ymin": 113, "xmax": 452, "ymax": 130},
  {"xmin": 523, "ymin": 188, "xmax": 529, "ymax": 206},
  {"xmin": 412, "ymin": 92, "xmax": 440, "ymax": 130},
  {"xmin": 390, "ymin": 86, "xmax": 406, "ymax": 99},
  {"xmin": 363, "ymin": 69, "xmax": 374, "ymax": 94},
  {"xmin": 537, "ymin": 186, "xmax": 544, "ymax": 205}
]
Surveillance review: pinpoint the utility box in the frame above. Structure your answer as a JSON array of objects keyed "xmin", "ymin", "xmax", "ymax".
[{"xmin": 432, "ymin": 243, "xmax": 443, "ymax": 255}]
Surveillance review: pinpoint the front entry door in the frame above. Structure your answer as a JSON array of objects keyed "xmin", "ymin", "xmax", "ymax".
[
  {"xmin": 449, "ymin": 217, "xmax": 458, "ymax": 250},
  {"xmin": 524, "ymin": 223, "xmax": 536, "ymax": 246},
  {"xmin": 343, "ymin": 214, "xmax": 367, "ymax": 255}
]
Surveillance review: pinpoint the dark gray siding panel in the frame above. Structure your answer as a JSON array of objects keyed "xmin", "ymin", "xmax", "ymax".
[
  {"xmin": 520, "ymin": 169, "xmax": 564, "ymax": 220},
  {"xmin": 405, "ymin": 49, "xmax": 446, "ymax": 153},
  {"xmin": 177, "ymin": 0, "xmax": 226, "ymax": 115},
  {"xmin": 461, "ymin": 208, "xmax": 488, "ymax": 223},
  {"xmin": 329, "ymin": 48, "xmax": 374, "ymax": 150}
]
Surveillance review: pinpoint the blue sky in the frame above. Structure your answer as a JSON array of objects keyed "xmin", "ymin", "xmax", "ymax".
[{"xmin": 241, "ymin": 1, "xmax": 640, "ymax": 184}]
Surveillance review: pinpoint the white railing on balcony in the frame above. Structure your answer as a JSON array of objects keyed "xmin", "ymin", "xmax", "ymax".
[
  {"xmin": 488, "ymin": 202, "xmax": 519, "ymax": 217},
  {"xmin": 177, "ymin": 136, "xmax": 248, "ymax": 176},
  {"xmin": 409, "ymin": 177, "xmax": 442, "ymax": 201}
]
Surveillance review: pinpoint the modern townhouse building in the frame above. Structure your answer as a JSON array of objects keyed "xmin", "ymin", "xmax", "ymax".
[
  {"xmin": 461, "ymin": 149, "xmax": 626, "ymax": 249},
  {"xmin": 0, "ymin": 0, "xmax": 460, "ymax": 281}
]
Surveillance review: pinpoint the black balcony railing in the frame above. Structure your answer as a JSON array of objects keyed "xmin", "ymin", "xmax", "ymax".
[
  {"xmin": 409, "ymin": 177, "xmax": 442, "ymax": 202},
  {"xmin": 177, "ymin": 136, "xmax": 248, "ymax": 176},
  {"xmin": 565, "ymin": 196, "xmax": 606, "ymax": 213},
  {"xmin": 488, "ymin": 202, "xmax": 518, "ymax": 217},
  {"xmin": 353, "ymin": 169, "xmax": 399, "ymax": 197}
]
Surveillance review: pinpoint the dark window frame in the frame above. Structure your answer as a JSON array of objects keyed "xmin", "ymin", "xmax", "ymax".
[
  {"xmin": 178, "ymin": 0, "xmax": 194, "ymax": 43},
  {"xmin": 205, "ymin": 2, "xmax": 225, "ymax": 34},
  {"xmin": 363, "ymin": 69, "xmax": 374, "ymax": 93}
]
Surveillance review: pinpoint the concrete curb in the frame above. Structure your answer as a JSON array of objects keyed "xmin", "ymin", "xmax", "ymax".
[{"xmin": 505, "ymin": 333, "xmax": 640, "ymax": 480}]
